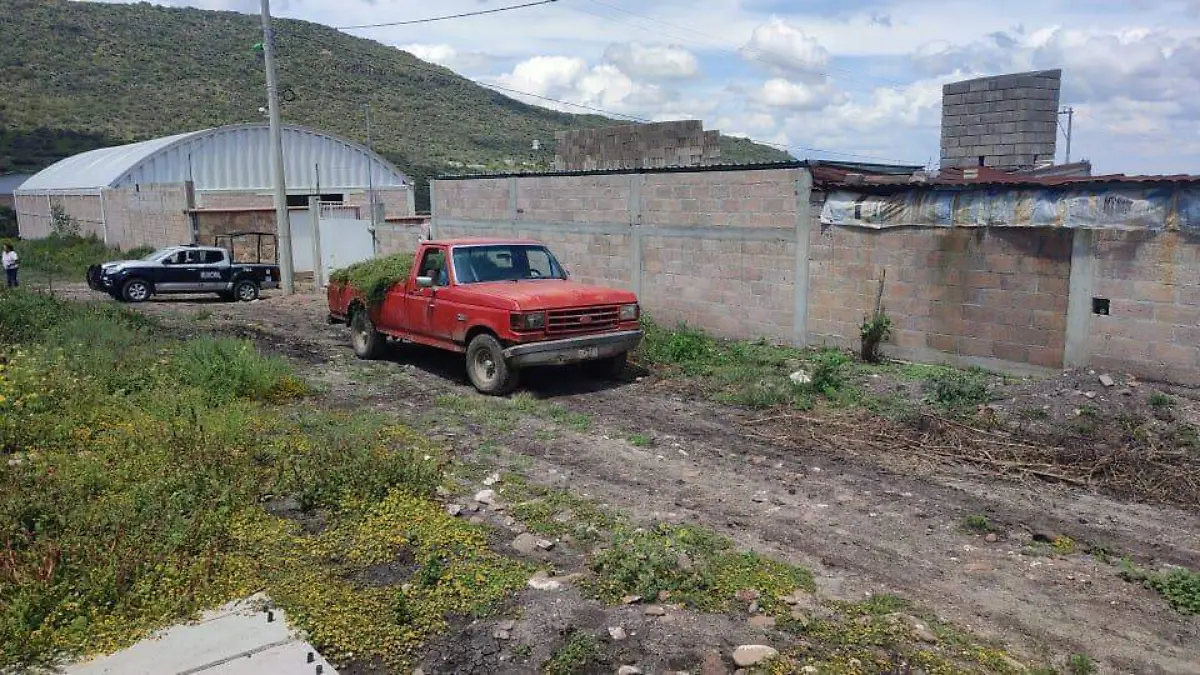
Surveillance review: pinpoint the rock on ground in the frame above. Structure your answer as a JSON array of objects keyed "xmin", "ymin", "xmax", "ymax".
[{"xmin": 732, "ymin": 645, "xmax": 778, "ymax": 667}]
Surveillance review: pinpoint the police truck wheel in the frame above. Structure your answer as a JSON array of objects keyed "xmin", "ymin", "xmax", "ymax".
[
  {"xmin": 466, "ymin": 334, "xmax": 519, "ymax": 395},
  {"xmin": 350, "ymin": 308, "xmax": 385, "ymax": 360},
  {"xmin": 121, "ymin": 278, "xmax": 151, "ymax": 303},
  {"xmin": 234, "ymin": 279, "xmax": 259, "ymax": 302}
]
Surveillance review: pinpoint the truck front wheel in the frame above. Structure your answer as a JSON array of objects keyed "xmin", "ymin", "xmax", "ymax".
[
  {"xmin": 466, "ymin": 334, "xmax": 519, "ymax": 395},
  {"xmin": 121, "ymin": 278, "xmax": 152, "ymax": 303},
  {"xmin": 351, "ymin": 308, "xmax": 386, "ymax": 360}
]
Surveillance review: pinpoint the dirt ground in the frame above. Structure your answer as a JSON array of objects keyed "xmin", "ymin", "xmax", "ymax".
[{"xmin": 62, "ymin": 285, "xmax": 1200, "ymax": 675}]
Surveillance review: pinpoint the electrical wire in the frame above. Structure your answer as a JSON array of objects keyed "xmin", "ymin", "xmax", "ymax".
[{"xmin": 337, "ymin": 0, "xmax": 559, "ymax": 31}]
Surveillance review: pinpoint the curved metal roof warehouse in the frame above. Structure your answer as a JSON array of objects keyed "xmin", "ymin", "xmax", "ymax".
[{"xmin": 17, "ymin": 123, "xmax": 409, "ymax": 194}]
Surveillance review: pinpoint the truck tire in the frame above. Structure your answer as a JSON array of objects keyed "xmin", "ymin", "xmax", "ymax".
[
  {"xmin": 585, "ymin": 352, "xmax": 628, "ymax": 380},
  {"xmin": 233, "ymin": 279, "xmax": 259, "ymax": 302},
  {"xmin": 121, "ymin": 278, "xmax": 152, "ymax": 303},
  {"xmin": 466, "ymin": 334, "xmax": 519, "ymax": 395},
  {"xmin": 350, "ymin": 308, "xmax": 386, "ymax": 360}
]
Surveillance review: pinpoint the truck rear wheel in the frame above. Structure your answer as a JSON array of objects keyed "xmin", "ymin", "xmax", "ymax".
[
  {"xmin": 466, "ymin": 334, "xmax": 519, "ymax": 396},
  {"xmin": 351, "ymin": 308, "xmax": 386, "ymax": 360},
  {"xmin": 233, "ymin": 279, "xmax": 259, "ymax": 302}
]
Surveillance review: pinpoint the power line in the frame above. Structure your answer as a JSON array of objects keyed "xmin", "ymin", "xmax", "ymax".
[{"xmin": 337, "ymin": 0, "xmax": 558, "ymax": 31}]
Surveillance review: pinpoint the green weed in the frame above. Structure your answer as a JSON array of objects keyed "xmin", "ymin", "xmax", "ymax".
[
  {"xmin": 1120, "ymin": 562, "xmax": 1200, "ymax": 615},
  {"xmin": 628, "ymin": 433, "xmax": 653, "ymax": 448},
  {"xmin": 962, "ymin": 515, "xmax": 994, "ymax": 534},
  {"xmin": 544, "ymin": 631, "xmax": 602, "ymax": 675},
  {"xmin": 1067, "ymin": 653, "xmax": 1096, "ymax": 675},
  {"xmin": 1148, "ymin": 391, "xmax": 1175, "ymax": 409},
  {"xmin": 0, "ymin": 291, "xmax": 507, "ymax": 670},
  {"xmin": 588, "ymin": 523, "xmax": 813, "ymax": 613},
  {"xmin": 923, "ymin": 367, "xmax": 995, "ymax": 411}
]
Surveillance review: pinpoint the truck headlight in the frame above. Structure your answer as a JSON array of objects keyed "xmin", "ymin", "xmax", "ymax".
[
  {"xmin": 620, "ymin": 304, "xmax": 639, "ymax": 321},
  {"xmin": 511, "ymin": 312, "xmax": 546, "ymax": 331}
]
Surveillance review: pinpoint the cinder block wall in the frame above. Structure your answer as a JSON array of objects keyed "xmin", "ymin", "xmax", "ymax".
[
  {"xmin": 941, "ymin": 69, "xmax": 1061, "ymax": 170},
  {"xmin": 809, "ymin": 225, "xmax": 1073, "ymax": 368},
  {"xmin": 432, "ymin": 169, "xmax": 1199, "ymax": 384},
  {"xmin": 375, "ymin": 218, "xmax": 430, "ymax": 257},
  {"xmin": 639, "ymin": 170, "xmax": 799, "ymax": 340},
  {"xmin": 102, "ymin": 185, "xmax": 191, "ymax": 250},
  {"xmin": 1088, "ymin": 231, "xmax": 1200, "ymax": 384},
  {"xmin": 15, "ymin": 193, "xmax": 106, "ymax": 241}
]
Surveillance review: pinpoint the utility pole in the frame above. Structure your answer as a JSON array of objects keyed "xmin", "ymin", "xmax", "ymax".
[
  {"xmin": 1058, "ymin": 106, "xmax": 1075, "ymax": 165},
  {"xmin": 365, "ymin": 103, "xmax": 379, "ymax": 253},
  {"xmin": 260, "ymin": 0, "xmax": 294, "ymax": 294}
]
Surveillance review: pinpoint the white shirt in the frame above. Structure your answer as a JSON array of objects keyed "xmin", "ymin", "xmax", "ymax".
[{"xmin": 1, "ymin": 251, "xmax": 17, "ymax": 269}]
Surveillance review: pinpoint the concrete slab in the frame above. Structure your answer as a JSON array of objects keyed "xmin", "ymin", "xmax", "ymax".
[{"xmin": 61, "ymin": 595, "xmax": 338, "ymax": 675}]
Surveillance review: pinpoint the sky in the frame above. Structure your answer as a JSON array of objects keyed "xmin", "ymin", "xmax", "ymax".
[{"xmin": 91, "ymin": 0, "xmax": 1200, "ymax": 174}]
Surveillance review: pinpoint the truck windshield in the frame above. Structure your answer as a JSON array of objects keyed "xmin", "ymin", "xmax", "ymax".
[
  {"xmin": 452, "ymin": 245, "xmax": 566, "ymax": 284},
  {"xmin": 142, "ymin": 248, "xmax": 175, "ymax": 261}
]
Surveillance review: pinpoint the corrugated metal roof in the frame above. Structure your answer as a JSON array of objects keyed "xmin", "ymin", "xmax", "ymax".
[{"xmin": 17, "ymin": 124, "xmax": 409, "ymax": 193}]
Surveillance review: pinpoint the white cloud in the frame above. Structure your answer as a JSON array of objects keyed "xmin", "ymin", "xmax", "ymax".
[
  {"xmin": 603, "ymin": 42, "xmax": 700, "ymax": 80},
  {"xmin": 741, "ymin": 16, "xmax": 830, "ymax": 78},
  {"xmin": 755, "ymin": 78, "xmax": 845, "ymax": 111},
  {"xmin": 492, "ymin": 56, "xmax": 671, "ymax": 116},
  {"xmin": 400, "ymin": 43, "xmax": 493, "ymax": 72}
]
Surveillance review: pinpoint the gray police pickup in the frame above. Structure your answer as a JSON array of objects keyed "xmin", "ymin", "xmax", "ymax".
[{"xmin": 87, "ymin": 245, "xmax": 281, "ymax": 303}]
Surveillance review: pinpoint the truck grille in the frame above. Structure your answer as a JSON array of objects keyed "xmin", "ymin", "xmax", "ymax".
[{"xmin": 547, "ymin": 305, "xmax": 621, "ymax": 335}]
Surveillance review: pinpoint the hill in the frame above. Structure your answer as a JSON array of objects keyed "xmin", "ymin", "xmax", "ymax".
[{"xmin": 0, "ymin": 0, "xmax": 792, "ymax": 208}]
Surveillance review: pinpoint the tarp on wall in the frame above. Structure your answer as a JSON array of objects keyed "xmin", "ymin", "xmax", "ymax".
[{"xmin": 821, "ymin": 185, "xmax": 1200, "ymax": 231}]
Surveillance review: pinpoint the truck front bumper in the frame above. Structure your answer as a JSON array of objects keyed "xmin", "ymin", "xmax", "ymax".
[{"xmin": 504, "ymin": 330, "xmax": 643, "ymax": 367}]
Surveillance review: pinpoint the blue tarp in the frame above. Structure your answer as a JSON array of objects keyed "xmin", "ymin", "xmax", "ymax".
[{"xmin": 822, "ymin": 185, "xmax": 1199, "ymax": 232}]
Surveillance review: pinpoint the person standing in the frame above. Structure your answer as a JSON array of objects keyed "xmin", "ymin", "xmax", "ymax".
[{"xmin": 2, "ymin": 243, "xmax": 18, "ymax": 288}]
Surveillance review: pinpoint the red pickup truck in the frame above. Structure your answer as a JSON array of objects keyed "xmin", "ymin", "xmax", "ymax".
[{"xmin": 327, "ymin": 239, "xmax": 643, "ymax": 395}]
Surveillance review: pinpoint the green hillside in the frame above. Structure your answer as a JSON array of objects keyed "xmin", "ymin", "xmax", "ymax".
[{"xmin": 0, "ymin": 0, "xmax": 791, "ymax": 208}]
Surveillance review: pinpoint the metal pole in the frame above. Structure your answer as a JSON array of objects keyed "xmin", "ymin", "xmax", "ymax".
[
  {"xmin": 1065, "ymin": 107, "xmax": 1074, "ymax": 165},
  {"xmin": 261, "ymin": 0, "xmax": 294, "ymax": 294},
  {"xmin": 365, "ymin": 103, "xmax": 378, "ymax": 255}
]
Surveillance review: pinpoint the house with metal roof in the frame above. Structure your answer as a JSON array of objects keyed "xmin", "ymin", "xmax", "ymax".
[{"xmin": 14, "ymin": 124, "xmax": 414, "ymax": 250}]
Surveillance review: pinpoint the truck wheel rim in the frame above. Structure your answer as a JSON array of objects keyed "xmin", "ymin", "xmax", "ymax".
[
  {"xmin": 128, "ymin": 282, "xmax": 147, "ymax": 300},
  {"xmin": 352, "ymin": 316, "xmax": 368, "ymax": 351},
  {"xmin": 474, "ymin": 351, "xmax": 497, "ymax": 383},
  {"xmin": 238, "ymin": 284, "xmax": 255, "ymax": 301}
]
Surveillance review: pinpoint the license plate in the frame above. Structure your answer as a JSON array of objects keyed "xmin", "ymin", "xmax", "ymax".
[{"xmin": 577, "ymin": 347, "xmax": 600, "ymax": 360}]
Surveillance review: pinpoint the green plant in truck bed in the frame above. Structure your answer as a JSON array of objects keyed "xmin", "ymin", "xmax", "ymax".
[{"xmin": 329, "ymin": 253, "xmax": 414, "ymax": 306}]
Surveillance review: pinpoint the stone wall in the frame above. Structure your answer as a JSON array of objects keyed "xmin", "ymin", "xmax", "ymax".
[{"xmin": 941, "ymin": 70, "xmax": 1061, "ymax": 170}]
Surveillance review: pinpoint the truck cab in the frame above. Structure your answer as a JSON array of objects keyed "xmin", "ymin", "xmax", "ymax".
[{"xmin": 328, "ymin": 239, "xmax": 643, "ymax": 395}]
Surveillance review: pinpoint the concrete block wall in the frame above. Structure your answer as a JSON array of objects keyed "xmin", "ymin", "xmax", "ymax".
[
  {"xmin": 14, "ymin": 193, "xmax": 106, "ymax": 241},
  {"xmin": 1086, "ymin": 231, "xmax": 1200, "ymax": 384},
  {"xmin": 809, "ymin": 225, "xmax": 1072, "ymax": 368},
  {"xmin": 554, "ymin": 120, "xmax": 722, "ymax": 171},
  {"xmin": 375, "ymin": 219, "xmax": 430, "ymax": 257},
  {"xmin": 941, "ymin": 70, "xmax": 1061, "ymax": 170},
  {"xmin": 639, "ymin": 170, "xmax": 800, "ymax": 340},
  {"xmin": 433, "ymin": 168, "xmax": 1199, "ymax": 385},
  {"xmin": 102, "ymin": 185, "xmax": 192, "ymax": 250}
]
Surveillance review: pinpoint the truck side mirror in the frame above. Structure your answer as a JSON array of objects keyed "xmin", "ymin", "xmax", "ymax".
[{"xmin": 416, "ymin": 276, "xmax": 434, "ymax": 289}]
